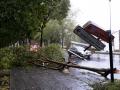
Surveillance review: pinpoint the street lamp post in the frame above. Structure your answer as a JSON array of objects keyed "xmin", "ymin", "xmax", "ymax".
[{"xmin": 108, "ymin": 0, "xmax": 114, "ymax": 82}]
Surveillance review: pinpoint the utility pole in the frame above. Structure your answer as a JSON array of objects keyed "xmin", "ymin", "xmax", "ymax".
[{"xmin": 109, "ymin": 0, "xmax": 114, "ymax": 82}]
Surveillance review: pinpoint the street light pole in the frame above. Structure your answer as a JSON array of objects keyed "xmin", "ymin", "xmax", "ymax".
[{"xmin": 108, "ymin": 0, "xmax": 114, "ymax": 82}]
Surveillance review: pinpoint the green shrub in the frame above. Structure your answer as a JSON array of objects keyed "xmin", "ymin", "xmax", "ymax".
[
  {"xmin": 0, "ymin": 47, "xmax": 15, "ymax": 69},
  {"xmin": 0, "ymin": 44, "xmax": 65, "ymax": 69},
  {"xmin": 0, "ymin": 45, "xmax": 35, "ymax": 69},
  {"xmin": 11, "ymin": 45, "xmax": 35, "ymax": 67},
  {"xmin": 37, "ymin": 44, "xmax": 64, "ymax": 62}
]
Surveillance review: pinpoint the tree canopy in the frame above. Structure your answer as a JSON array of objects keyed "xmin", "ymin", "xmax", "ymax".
[
  {"xmin": 0, "ymin": 0, "xmax": 70, "ymax": 48},
  {"xmin": 34, "ymin": 18, "xmax": 78, "ymax": 47}
]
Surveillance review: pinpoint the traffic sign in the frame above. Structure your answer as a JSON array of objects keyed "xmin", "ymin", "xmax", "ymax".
[
  {"xmin": 83, "ymin": 21, "xmax": 114, "ymax": 43},
  {"xmin": 73, "ymin": 25, "xmax": 105, "ymax": 50}
]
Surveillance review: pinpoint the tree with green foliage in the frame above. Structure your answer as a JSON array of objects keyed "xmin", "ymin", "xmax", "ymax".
[
  {"xmin": 34, "ymin": 18, "xmax": 77, "ymax": 47},
  {"xmin": 34, "ymin": 20, "xmax": 61, "ymax": 45},
  {"xmin": 0, "ymin": 0, "xmax": 70, "ymax": 48}
]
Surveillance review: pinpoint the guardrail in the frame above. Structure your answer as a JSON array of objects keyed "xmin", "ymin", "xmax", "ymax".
[{"xmin": 95, "ymin": 51, "xmax": 120, "ymax": 55}]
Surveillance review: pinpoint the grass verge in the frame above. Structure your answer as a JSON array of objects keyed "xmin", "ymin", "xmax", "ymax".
[{"xmin": 92, "ymin": 80, "xmax": 120, "ymax": 90}]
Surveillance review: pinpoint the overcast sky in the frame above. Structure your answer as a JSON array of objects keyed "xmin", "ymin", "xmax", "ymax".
[
  {"xmin": 70, "ymin": 0, "xmax": 120, "ymax": 31},
  {"xmin": 70, "ymin": 0, "xmax": 120, "ymax": 50}
]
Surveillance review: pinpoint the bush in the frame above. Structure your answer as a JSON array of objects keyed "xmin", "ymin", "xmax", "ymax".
[
  {"xmin": 41, "ymin": 44, "xmax": 64, "ymax": 62},
  {"xmin": 11, "ymin": 45, "xmax": 35, "ymax": 67},
  {"xmin": 0, "ymin": 45, "xmax": 35, "ymax": 69},
  {"xmin": 0, "ymin": 44, "xmax": 65, "ymax": 69},
  {"xmin": 0, "ymin": 47, "xmax": 15, "ymax": 69}
]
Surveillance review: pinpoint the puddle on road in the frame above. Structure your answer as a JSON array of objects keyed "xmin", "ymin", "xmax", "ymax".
[
  {"xmin": 76, "ymin": 54, "xmax": 120, "ymax": 80},
  {"xmin": 67, "ymin": 67, "xmax": 106, "ymax": 90},
  {"xmin": 65, "ymin": 54, "xmax": 120, "ymax": 89},
  {"xmin": 63, "ymin": 52, "xmax": 120, "ymax": 89}
]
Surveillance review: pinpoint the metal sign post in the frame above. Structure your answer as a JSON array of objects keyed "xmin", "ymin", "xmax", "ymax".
[
  {"xmin": 108, "ymin": 31, "xmax": 114, "ymax": 82},
  {"xmin": 109, "ymin": 0, "xmax": 114, "ymax": 82}
]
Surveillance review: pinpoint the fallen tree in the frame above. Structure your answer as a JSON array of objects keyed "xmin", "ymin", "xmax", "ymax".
[{"xmin": 28, "ymin": 55, "xmax": 116, "ymax": 78}]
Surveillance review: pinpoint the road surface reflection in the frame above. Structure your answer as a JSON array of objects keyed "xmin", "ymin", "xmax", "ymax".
[{"xmin": 78, "ymin": 54, "xmax": 120, "ymax": 79}]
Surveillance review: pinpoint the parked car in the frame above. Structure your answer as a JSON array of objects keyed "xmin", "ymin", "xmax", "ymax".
[{"xmin": 68, "ymin": 44, "xmax": 92, "ymax": 60}]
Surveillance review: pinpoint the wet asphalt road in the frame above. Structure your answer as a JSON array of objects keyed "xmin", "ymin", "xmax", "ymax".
[
  {"xmin": 79, "ymin": 54, "xmax": 120, "ymax": 79},
  {"xmin": 10, "ymin": 67, "xmax": 105, "ymax": 90},
  {"xmin": 10, "ymin": 66, "xmax": 105, "ymax": 90},
  {"xmin": 10, "ymin": 53, "xmax": 120, "ymax": 90}
]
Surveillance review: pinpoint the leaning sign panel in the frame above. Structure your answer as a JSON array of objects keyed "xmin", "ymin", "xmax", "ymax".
[
  {"xmin": 73, "ymin": 25, "xmax": 105, "ymax": 50},
  {"xmin": 83, "ymin": 21, "xmax": 114, "ymax": 43}
]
